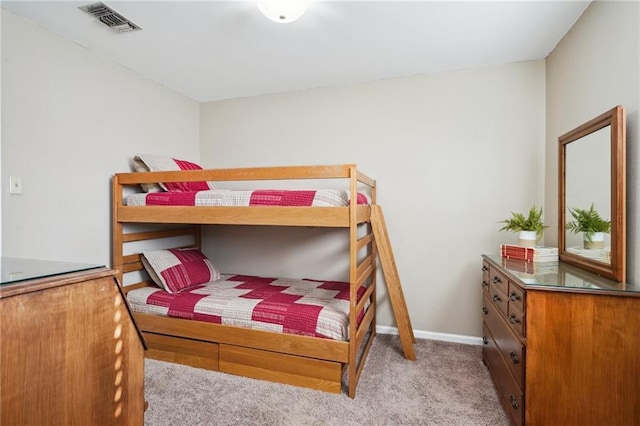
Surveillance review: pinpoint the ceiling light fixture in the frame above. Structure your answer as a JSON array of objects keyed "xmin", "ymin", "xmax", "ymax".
[{"xmin": 257, "ymin": 0, "xmax": 309, "ymax": 24}]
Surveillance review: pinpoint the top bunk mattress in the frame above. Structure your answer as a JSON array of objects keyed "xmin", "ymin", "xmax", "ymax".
[{"xmin": 126, "ymin": 189, "xmax": 370, "ymax": 207}]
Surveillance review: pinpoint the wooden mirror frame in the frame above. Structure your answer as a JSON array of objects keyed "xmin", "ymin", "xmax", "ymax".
[{"xmin": 558, "ymin": 105, "xmax": 626, "ymax": 282}]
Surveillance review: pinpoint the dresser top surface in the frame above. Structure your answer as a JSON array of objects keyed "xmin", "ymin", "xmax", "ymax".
[
  {"xmin": 483, "ymin": 254, "xmax": 638, "ymax": 295},
  {"xmin": 0, "ymin": 257, "xmax": 105, "ymax": 286}
]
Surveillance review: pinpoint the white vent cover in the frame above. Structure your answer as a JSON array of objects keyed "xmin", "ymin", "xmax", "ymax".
[{"xmin": 79, "ymin": 2, "xmax": 141, "ymax": 32}]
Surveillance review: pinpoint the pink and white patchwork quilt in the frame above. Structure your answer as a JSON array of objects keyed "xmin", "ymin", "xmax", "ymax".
[
  {"xmin": 126, "ymin": 189, "xmax": 370, "ymax": 207},
  {"xmin": 127, "ymin": 274, "xmax": 368, "ymax": 341}
]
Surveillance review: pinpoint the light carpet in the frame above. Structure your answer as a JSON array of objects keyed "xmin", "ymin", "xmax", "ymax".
[{"xmin": 144, "ymin": 334, "xmax": 510, "ymax": 425}]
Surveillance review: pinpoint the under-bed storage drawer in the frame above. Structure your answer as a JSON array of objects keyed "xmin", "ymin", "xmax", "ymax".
[
  {"xmin": 143, "ymin": 332, "xmax": 219, "ymax": 371},
  {"xmin": 219, "ymin": 344, "xmax": 343, "ymax": 394}
]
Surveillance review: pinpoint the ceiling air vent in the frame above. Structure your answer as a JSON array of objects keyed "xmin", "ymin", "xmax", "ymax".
[{"xmin": 79, "ymin": 2, "xmax": 141, "ymax": 33}]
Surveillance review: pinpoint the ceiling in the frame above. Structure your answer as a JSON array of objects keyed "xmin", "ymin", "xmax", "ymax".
[{"xmin": 1, "ymin": 1, "xmax": 591, "ymax": 103}]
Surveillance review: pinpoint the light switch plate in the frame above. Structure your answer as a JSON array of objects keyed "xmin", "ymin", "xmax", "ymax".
[{"xmin": 9, "ymin": 176, "xmax": 23, "ymax": 195}]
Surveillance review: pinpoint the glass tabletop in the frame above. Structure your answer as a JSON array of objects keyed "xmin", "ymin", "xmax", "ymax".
[
  {"xmin": 1, "ymin": 257, "xmax": 105, "ymax": 286},
  {"xmin": 484, "ymin": 254, "xmax": 638, "ymax": 294}
]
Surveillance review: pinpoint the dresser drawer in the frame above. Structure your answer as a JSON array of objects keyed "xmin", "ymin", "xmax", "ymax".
[
  {"xmin": 508, "ymin": 282, "xmax": 525, "ymax": 313},
  {"xmin": 482, "ymin": 322, "xmax": 499, "ymax": 370},
  {"xmin": 483, "ymin": 294, "xmax": 525, "ymax": 389},
  {"xmin": 507, "ymin": 304, "xmax": 525, "ymax": 338},
  {"xmin": 489, "ymin": 286, "xmax": 509, "ymax": 318},
  {"xmin": 490, "ymin": 267, "xmax": 527, "ymax": 339},
  {"xmin": 482, "ymin": 261, "xmax": 490, "ymax": 294},
  {"xmin": 483, "ymin": 323, "xmax": 524, "ymax": 426},
  {"xmin": 489, "ymin": 266, "xmax": 509, "ymax": 297},
  {"xmin": 508, "ymin": 282, "xmax": 525, "ymax": 338}
]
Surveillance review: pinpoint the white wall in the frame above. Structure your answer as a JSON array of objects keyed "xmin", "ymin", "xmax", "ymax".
[
  {"xmin": 200, "ymin": 61, "xmax": 546, "ymax": 337},
  {"xmin": 545, "ymin": 0, "xmax": 639, "ymax": 284},
  {"xmin": 1, "ymin": 10, "xmax": 200, "ymax": 265}
]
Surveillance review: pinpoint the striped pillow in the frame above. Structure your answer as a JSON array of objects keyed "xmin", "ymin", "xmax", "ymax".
[{"xmin": 141, "ymin": 248, "xmax": 221, "ymax": 294}]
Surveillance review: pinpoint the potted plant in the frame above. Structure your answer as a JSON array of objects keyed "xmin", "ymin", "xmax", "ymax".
[
  {"xmin": 566, "ymin": 203, "xmax": 611, "ymax": 249},
  {"xmin": 499, "ymin": 205, "xmax": 547, "ymax": 247}
]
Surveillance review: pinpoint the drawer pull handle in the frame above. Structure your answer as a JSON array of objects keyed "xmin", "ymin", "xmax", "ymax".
[
  {"xmin": 492, "ymin": 276, "xmax": 502, "ymax": 284},
  {"xmin": 510, "ymin": 350, "xmax": 519, "ymax": 364},
  {"xmin": 510, "ymin": 395, "xmax": 519, "ymax": 409},
  {"xmin": 482, "ymin": 266, "xmax": 489, "ymax": 272},
  {"xmin": 509, "ymin": 291, "xmax": 521, "ymax": 301},
  {"xmin": 492, "ymin": 294, "xmax": 502, "ymax": 302},
  {"xmin": 508, "ymin": 314, "xmax": 521, "ymax": 324},
  {"xmin": 483, "ymin": 307, "xmax": 489, "ymax": 315},
  {"xmin": 483, "ymin": 336, "xmax": 489, "ymax": 345},
  {"xmin": 482, "ymin": 281, "xmax": 489, "ymax": 288}
]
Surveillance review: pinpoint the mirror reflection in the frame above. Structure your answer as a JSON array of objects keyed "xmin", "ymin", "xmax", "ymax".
[{"xmin": 564, "ymin": 126, "xmax": 611, "ymax": 264}]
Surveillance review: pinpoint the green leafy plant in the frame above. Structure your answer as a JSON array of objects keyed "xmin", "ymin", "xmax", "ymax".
[
  {"xmin": 499, "ymin": 205, "xmax": 547, "ymax": 240},
  {"xmin": 566, "ymin": 203, "xmax": 611, "ymax": 242}
]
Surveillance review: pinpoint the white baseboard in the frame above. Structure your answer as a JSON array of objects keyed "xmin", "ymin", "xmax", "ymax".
[{"xmin": 376, "ymin": 325, "xmax": 483, "ymax": 346}]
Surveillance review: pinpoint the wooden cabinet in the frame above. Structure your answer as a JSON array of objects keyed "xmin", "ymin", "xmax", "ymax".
[
  {"xmin": 482, "ymin": 254, "xmax": 640, "ymax": 425},
  {"xmin": 0, "ymin": 260, "xmax": 145, "ymax": 425}
]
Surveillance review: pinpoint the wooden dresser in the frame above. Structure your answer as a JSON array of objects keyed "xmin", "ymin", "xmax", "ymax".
[
  {"xmin": 481, "ymin": 254, "xmax": 640, "ymax": 426},
  {"xmin": 0, "ymin": 258, "xmax": 146, "ymax": 425}
]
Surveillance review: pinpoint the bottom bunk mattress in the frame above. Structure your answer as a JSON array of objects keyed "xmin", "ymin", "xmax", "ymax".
[{"xmin": 127, "ymin": 274, "xmax": 367, "ymax": 341}]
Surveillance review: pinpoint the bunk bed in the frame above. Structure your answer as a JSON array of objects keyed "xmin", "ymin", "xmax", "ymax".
[{"xmin": 112, "ymin": 162, "xmax": 378, "ymax": 398}]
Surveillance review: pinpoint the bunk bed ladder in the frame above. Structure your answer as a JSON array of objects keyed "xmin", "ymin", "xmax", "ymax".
[{"xmin": 371, "ymin": 205, "xmax": 416, "ymax": 361}]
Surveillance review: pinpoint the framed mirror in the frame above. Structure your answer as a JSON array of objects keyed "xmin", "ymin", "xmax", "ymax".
[{"xmin": 558, "ymin": 105, "xmax": 626, "ymax": 282}]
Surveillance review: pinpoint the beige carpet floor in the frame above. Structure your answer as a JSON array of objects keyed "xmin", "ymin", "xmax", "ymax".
[{"xmin": 143, "ymin": 334, "xmax": 510, "ymax": 425}]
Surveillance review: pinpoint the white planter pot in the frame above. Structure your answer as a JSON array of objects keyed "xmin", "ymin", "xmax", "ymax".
[
  {"xmin": 518, "ymin": 230, "xmax": 537, "ymax": 248},
  {"xmin": 584, "ymin": 232, "xmax": 605, "ymax": 249}
]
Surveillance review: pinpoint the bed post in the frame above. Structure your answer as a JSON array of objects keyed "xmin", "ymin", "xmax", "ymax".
[
  {"xmin": 112, "ymin": 174, "xmax": 124, "ymax": 284},
  {"xmin": 348, "ymin": 165, "xmax": 358, "ymax": 398},
  {"xmin": 370, "ymin": 177, "xmax": 377, "ymax": 346}
]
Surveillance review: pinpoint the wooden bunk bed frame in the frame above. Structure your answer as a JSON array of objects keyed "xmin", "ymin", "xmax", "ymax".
[{"xmin": 112, "ymin": 164, "xmax": 378, "ymax": 398}]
